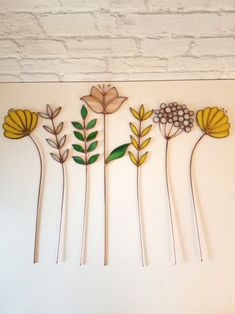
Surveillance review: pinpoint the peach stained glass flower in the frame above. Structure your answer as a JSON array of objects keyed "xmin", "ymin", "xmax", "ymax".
[{"xmin": 81, "ymin": 84, "xmax": 129, "ymax": 265}]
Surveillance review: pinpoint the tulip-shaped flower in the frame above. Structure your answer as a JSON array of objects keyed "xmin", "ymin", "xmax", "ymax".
[
  {"xmin": 153, "ymin": 102, "xmax": 194, "ymax": 264},
  {"xmin": 81, "ymin": 84, "xmax": 129, "ymax": 265},
  {"xmin": 3, "ymin": 109, "xmax": 43, "ymax": 263},
  {"xmin": 190, "ymin": 107, "xmax": 230, "ymax": 261}
]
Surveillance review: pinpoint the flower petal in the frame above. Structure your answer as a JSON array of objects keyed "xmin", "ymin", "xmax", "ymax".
[
  {"xmin": 196, "ymin": 110, "xmax": 204, "ymax": 131},
  {"xmin": 8, "ymin": 110, "xmax": 24, "ymax": 130},
  {"xmin": 207, "ymin": 107, "xmax": 218, "ymax": 126},
  {"xmin": 105, "ymin": 97, "xmax": 127, "ymax": 114},
  {"xmin": 24, "ymin": 110, "xmax": 32, "ymax": 130},
  {"xmin": 209, "ymin": 123, "xmax": 230, "ymax": 134},
  {"xmin": 4, "ymin": 115, "xmax": 22, "ymax": 132},
  {"xmin": 90, "ymin": 86, "xmax": 104, "ymax": 104},
  {"xmin": 16, "ymin": 110, "xmax": 27, "ymax": 129},
  {"xmin": 202, "ymin": 107, "xmax": 211, "ymax": 129},
  {"xmin": 30, "ymin": 112, "xmax": 38, "ymax": 132},
  {"xmin": 81, "ymin": 96, "xmax": 104, "ymax": 114},
  {"xmin": 208, "ymin": 115, "xmax": 228, "ymax": 130},
  {"xmin": 209, "ymin": 130, "xmax": 229, "ymax": 138},
  {"xmin": 3, "ymin": 122, "xmax": 24, "ymax": 135},
  {"xmin": 209, "ymin": 109, "xmax": 225, "ymax": 128},
  {"xmin": 104, "ymin": 87, "xmax": 118, "ymax": 105},
  {"xmin": 4, "ymin": 131, "xmax": 25, "ymax": 139}
]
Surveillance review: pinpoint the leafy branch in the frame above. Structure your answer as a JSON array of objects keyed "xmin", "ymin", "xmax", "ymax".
[
  {"xmin": 71, "ymin": 105, "xmax": 99, "ymax": 265},
  {"xmin": 38, "ymin": 104, "xmax": 69, "ymax": 263},
  {"xmin": 128, "ymin": 104, "xmax": 153, "ymax": 267}
]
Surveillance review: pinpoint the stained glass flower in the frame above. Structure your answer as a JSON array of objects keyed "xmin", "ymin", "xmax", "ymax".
[
  {"xmin": 3, "ymin": 109, "xmax": 38, "ymax": 139},
  {"xmin": 81, "ymin": 84, "xmax": 127, "ymax": 114},
  {"xmin": 196, "ymin": 107, "xmax": 230, "ymax": 138},
  {"xmin": 2, "ymin": 108, "xmax": 42, "ymax": 263}
]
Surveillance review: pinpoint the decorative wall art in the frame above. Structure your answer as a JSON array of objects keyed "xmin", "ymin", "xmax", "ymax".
[
  {"xmin": 38, "ymin": 105, "xmax": 69, "ymax": 263},
  {"xmin": 3, "ymin": 109, "xmax": 42, "ymax": 263},
  {"xmin": 71, "ymin": 105, "xmax": 100, "ymax": 265},
  {"xmin": 0, "ymin": 82, "xmax": 233, "ymax": 268},
  {"xmin": 129, "ymin": 105, "xmax": 153, "ymax": 266}
]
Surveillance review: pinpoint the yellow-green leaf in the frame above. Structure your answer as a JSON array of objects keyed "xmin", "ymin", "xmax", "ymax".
[
  {"xmin": 130, "ymin": 108, "xmax": 140, "ymax": 120},
  {"xmin": 139, "ymin": 105, "xmax": 145, "ymax": 119},
  {"xmin": 142, "ymin": 109, "xmax": 154, "ymax": 121},
  {"xmin": 138, "ymin": 152, "xmax": 148, "ymax": 166},
  {"xmin": 128, "ymin": 151, "xmax": 137, "ymax": 166},
  {"xmin": 141, "ymin": 124, "xmax": 152, "ymax": 137},
  {"xmin": 130, "ymin": 135, "xmax": 138, "ymax": 149},
  {"xmin": 140, "ymin": 137, "xmax": 151, "ymax": 150},
  {"xmin": 130, "ymin": 122, "xmax": 139, "ymax": 136}
]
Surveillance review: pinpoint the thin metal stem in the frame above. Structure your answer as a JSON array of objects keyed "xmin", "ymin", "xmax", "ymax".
[
  {"xmin": 189, "ymin": 134, "xmax": 205, "ymax": 262},
  {"xmin": 136, "ymin": 119, "xmax": 145, "ymax": 266},
  {"xmin": 136, "ymin": 166, "xmax": 145, "ymax": 267},
  {"xmin": 165, "ymin": 139, "xmax": 177, "ymax": 265},
  {"xmin": 80, "ymin": 164, "xmax": 89, "ymax": 265},
  {"xmin": 29, "ymin": 135, "xmax": 43, "ymax": 264},
  {"xmin": 56, "ymin": 162, "xmax": 65, "ymax": 263},
  {"xmin": 80, "ymin": 118, "xmax": 89, "ymax": 265},
  {"xmin": 103, "ymin": 113, "xmax": 108, "ymax": 265}
]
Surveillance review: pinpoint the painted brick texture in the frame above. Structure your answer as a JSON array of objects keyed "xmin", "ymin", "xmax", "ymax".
[{"xmin": 0, "ymin": 0, "xmax": 234, "ymax": 82}]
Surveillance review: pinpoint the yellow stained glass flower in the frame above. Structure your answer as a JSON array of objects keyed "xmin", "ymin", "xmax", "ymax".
[
  {"xmin": 196, "ymin": 107, "xmax": 230, "ymax": 138},
  {"xmin": 3, "ymin": 109, "xmax": 38, "ymax": 139}
]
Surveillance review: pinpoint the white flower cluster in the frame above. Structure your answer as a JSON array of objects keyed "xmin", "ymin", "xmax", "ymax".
[{"xmin": 153, "ymin": 103, "xmax": 194, "ymax": 133}]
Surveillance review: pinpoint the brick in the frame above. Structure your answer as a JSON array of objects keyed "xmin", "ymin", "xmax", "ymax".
[
  {"xmin": 142, "ymin": 38, "xmax": 190, "ymax": 57},
  {"xmin": 20, "ymin": 73, "xmax": 61, "ymax": 82},
  {"xmin": 60, "ymin": 72, "xmax": 113, "ymax": 81},
  {"xmin": 20, "ymin": 58, "xmax": 106, "ymax": 73},
  {"xmin": 39, "ymin": 13, "xmax": 99, "ymax": 36},
  {"xmin": 0, "ymin": 13, "xmax": 42, "ymax": 36},
  {"xmin": 148, "ymin": 0, "xmax": 208, "ymax": 12},
  {"xmin": 61, "ymin": 0, "xmax": 109, "ymax": 11},
  {"xmin": 0, "ymin": 74, "xmax": 21, "ymax": 82},
  {"xmin": 0, "ymin": 0, "xmax": 60, "ymax": 11},
  {"xmin": 110, "ymin": 57, "xmax": 167, "ymax": 72},
  {"xmin": 0, "ymin": 40, "xmax": 19, "ymax": 57},
  {"xmin": 0, "ymin": 59, "xmax": 23, "ymax": 72},
  {"xmin": 192, "ymin": 37, "xmax": 235, "ymax": 56},
  {"xmin": 66, "ymin": 38, "xmax": 138, "ymax": 57},
  {"xmin": 110, "ymin": 0, "xmax": 148, "ymax": 12},
  {"xmin": 208, "ymin": 0, "xmax": 235, "ymax": 10},
  {"xmin": 20, "ymin": 40, "xmax": 67, "ymax": 57},
  {"xmin": 116, "ymin": 13, "xmax": 235, "ymax": 36},
  {"xmin": 168, "ymin": 56, "xmax": 235, "ymax": 71}
]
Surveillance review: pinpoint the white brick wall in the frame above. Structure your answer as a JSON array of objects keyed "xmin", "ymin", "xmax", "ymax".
[{"xmin": 0, "ymin": 0, "xmax": 235, "ymax": 82}]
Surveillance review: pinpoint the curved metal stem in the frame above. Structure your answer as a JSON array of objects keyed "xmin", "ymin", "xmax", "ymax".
[
  {"xmin": 165, "ymin": 139, "xmax": 177, "ymax": 265},
  {"xmin": 189, "ymin": 134, "xmax": 205, "ymax": 262},
  {"xmin": 29, "ymin": 135, "xmax": 43, "ymax": 264},
  {"xmin": 56, "ymin": 162, "xmax": 65, "ymax": 263}
]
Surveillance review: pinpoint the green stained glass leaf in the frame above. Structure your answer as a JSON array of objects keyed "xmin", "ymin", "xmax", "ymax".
[
  {"xmin": 72, "ymin": 144, "xmax": 85, "ymax": 153},
  {"xmin": 106, "ymin": 143, "xmax": 130, "ymax": 163},
  {"xmin": 72, "ymin": 121, "xmax": 83, "ymax": 130},
  {"xmin": 86, "ymin": 119, "xmax": 97, "ymax": 129},
  {"xmin": 72, "ymin": 156, "xmax": 85, "ymax": 165},
  {"xmin": 87, "ymin": 140, "xmax": 98, "ymax": 152},
  {"xmin": 81, "ymin": 105, "xmax": 88, "ymax": 120},
  {"xmin": 88, "ymin": 154, "xmax": 99, "ymax": 165},
  {"xmin": 87, "ymin": 131, "xmax": 98, "ymax": 141},
  {"xmin": 74, "ymin": 131, "xmax": 84, "ymax": 141}
]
